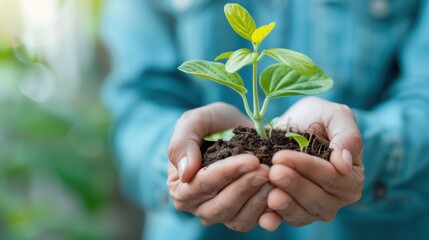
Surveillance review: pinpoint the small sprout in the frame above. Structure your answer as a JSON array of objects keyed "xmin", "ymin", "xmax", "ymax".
[
  {"xmin": 264, "ymin": 117, "xmax": 280, "ymax": 138},
  {"xmin": 286, "ymin": 132, "xmax": 309, "ymax": 152},
  {"xmin": 178, "ymin": 3, "xmax": 333, "ymax": 139},
  {"xmin": 204, "ymin": 129, "xmax": 234, "ymax": 142}
]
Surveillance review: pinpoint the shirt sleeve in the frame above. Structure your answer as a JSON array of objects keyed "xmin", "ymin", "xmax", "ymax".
[
  {"xmin": 100, "ymin": 0, "xmax": 203, "ymax": 210},
  {"xmin": 353, "ymin": 0, "xmax": 429, "ymax": 208}
]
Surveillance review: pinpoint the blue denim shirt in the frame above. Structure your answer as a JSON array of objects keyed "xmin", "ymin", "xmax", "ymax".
[{"xmin": 101, "ymin": 0, "xmax": 429, "ymax": 239}]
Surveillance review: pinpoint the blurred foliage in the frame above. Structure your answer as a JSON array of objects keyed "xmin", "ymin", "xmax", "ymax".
[{"xmin": 0, "ymin": 0, "xmax": 142, "ymax": 239}]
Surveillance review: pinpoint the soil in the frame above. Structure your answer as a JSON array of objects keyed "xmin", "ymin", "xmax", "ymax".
[{"xmin": 201, "ymin": 126, "xmax": 332, "ymax": 167}]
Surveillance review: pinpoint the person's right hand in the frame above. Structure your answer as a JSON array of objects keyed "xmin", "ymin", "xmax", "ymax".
[{"xmin": 168, "ymin": 102, "xmax": 274, "ymax": 232}]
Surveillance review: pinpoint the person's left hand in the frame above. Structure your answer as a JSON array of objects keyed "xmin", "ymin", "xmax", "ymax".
[{"xmin": 259, "ymin": 97, "xmax": 364, "ymax": 231}]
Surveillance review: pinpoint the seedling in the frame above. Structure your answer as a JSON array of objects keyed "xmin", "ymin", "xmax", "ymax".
[
  {"xmin": 285, "ymin": 132, "xmax": 309, "ymax": 152},
  {"xmin": 178, "ymin": 3, "xmax": 333, "ymax": 139},
  {"xmin": 265, "ymin": 117, "xmax": 280, "ymax": 138},
  {"xmin": 204, "ymin": 128, "xmax": 234, "ymax": 142}
]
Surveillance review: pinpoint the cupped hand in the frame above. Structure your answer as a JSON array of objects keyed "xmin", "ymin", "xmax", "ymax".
[
  {"xmin": 259, "ymin": 97, "xmax": 364, "ymax": 231},
  {"xmin": 168, "ymin": 102, "xmax": 274, "ymax": 232}
]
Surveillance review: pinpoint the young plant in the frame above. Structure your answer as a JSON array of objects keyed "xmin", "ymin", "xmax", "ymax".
[
  {"xmin": 178, "ymin": 3, "xmax": 333, "ymax": 139},
  {"xmin": 285, "ymin": 132, "xmax": 309, "ymax": 152},
  {"xmin": 204, "ymin": 128, "xmax": 234, "ymax": 142},
  {"xmin": 265, "ymin": 117, "xmax": 280, "ymax": 138}
]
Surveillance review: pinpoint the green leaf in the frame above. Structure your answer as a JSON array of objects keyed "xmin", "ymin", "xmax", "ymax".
[
  {"xmin": 224, "ymin": 3, "xmax": 256, "ymax": 41},
  {"xmin": 225, "ymin": 48, "xmax": 257, "ymax": 73},
  {"xmin": 285, "ymin": 132, "xmax": 309, "ymax": 152},
  {"xmin": 178, "ymin": 60, "xmax": 247, "ymax": 94},
  {"xmin": 263, "ymin": 48, "xmax": 316, "ymax": 75},
  {"xmin": 260, "ymin": 64, "xmax": 333, "ymax": 99},
  {"xmin": 251, "ymin": 22, "xmax": 276, "ymax": 44},
  {"xmin": 215, "ymin": 51, "xmax": 234, "ymax": 61},
  {"xmin": 204, "ymin": 129, "xmax": 234, "ymax": 142}
]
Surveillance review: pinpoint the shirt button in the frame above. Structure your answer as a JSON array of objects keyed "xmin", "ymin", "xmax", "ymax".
[
  {"xmin": 172, "ymin": 0, "xmax": 193, "ymax": 12},
  {"xmin": 369, "ymin": 0, "xmax": 390, "ymax": 19},
  {"xmin": 373, "ymin": 181, "xmax": 387, "ymax": 200}
]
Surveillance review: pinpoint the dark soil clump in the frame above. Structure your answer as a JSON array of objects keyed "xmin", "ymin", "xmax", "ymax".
[{"xmin": 201, "ymin": 126, "xmax": 332, "ymax": 167}]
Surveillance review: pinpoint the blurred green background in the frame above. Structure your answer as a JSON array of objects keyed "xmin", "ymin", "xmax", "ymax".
[{"xmin": 0, "ymin": 0, "xmax": 143, "ymax": 239}]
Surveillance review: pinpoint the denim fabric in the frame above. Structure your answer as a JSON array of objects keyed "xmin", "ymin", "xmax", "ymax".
[{"xmin": 101, "ymin": 0, "xmax": 429, "ymax": 239}]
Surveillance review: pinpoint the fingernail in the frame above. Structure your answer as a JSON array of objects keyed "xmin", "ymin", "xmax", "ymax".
[
  {"xmin": 259, "ymin": 184, "xmax": 272, "ymax": 197},
  {"xmin": 178, "ymin": 157, "xmax": 188, "ymax": 179},
  {"xmin": 341, "ymin": 149, "xmax": 353, "ymax": 172},
  {"xmin": 252, "ymin": 176, "xmax": 268, "ymax": 187}
]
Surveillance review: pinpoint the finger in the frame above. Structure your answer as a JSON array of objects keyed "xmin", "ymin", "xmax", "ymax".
[
  {"xmin": 169, "ymin": 154, "xmax": 260, "ymax": 211},
  {"xmin": 195, "ymin": 165, "xmax": 269, "ymax": 224},
  {"xmin": 324, "ymin": 104, "xmax": 363, "ymax": 175},
  {"xmin": 168, "ymin": 102, "xmax": 253, "ymax": 182},
  {"xmin": 267, "ymin": 188, "xmax": 318, "ymax": 226},
  {"xmin": 269, "ymin": 164, "xmax": 339, "ymax": 218},
  {"xmin": 272, "ymin": 150, "xmax": 363, "ymax": 202},
  {"xmin": 225, "ymin": 183, "xmax": 273, "ymax": 232},
  {"xmin": 328, "ymin": 127, "xmax": 363, "ymax": 176},
  {"xmin": 259, "ymin": 212, "xmax": 282, "ymax": 232},
  {"xmin": 167, "ymin": 161, "xmax": 179, "ymax": 184}
]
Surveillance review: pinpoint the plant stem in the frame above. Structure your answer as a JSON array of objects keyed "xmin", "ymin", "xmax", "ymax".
[
  {"xmin": 254, "ymin": 118, "xmax": 267, "ymax": 138},
  {"xmin": 250, "ymin": 43, "xmax": 268, "ymax": 138},
  {"xmin": 256, "ymin": 52, "xmax": 265, "ymax": 62},
  {"xmin": 260, "ymin": 97, "xmax": 270, "ymax": 117},
  {"xmin": 252, "ymin": 60, "xmax": 260, "ymax": 118},
  {"xmin": 240, "ymin": 94, "xmax": 255, "ymax": 120}
]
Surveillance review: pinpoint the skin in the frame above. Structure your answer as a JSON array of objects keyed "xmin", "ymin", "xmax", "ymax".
[
  {"xmin": 167, "ymin": 102, "xmax": 272, "ymax": 232},
  {"xmin": 259, "ymin": 97, "xmax": 364, "ymax": 230},
  {"xmin": 167, "ymin": 97, "xmax": 364, "ymax": 232}
]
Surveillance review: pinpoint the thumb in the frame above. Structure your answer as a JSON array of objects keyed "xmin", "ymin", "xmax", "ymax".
[
  {"xmin": 329, "ymin": 145, "xmax": 353, "ymax": 176},
  {"xmin": 323, "ymin": 104, "xmax": 363, "ymax": 176},
  {"xmin": 328, "ymin": 123, "xmax": 363, "ymax": 176},
  {"xmin": 168, "ymin": 135, "xmax": 202, "ymax": 183}
]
